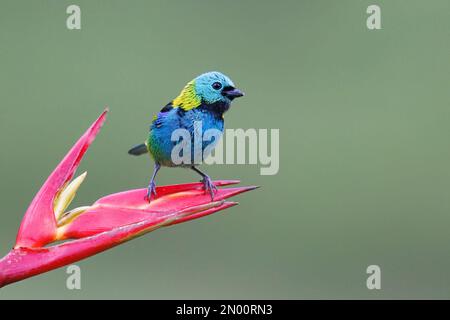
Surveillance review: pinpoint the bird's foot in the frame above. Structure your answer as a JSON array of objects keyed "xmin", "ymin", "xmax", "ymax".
[
  {"xmin": 201, "ymin": 175, "xmax": 218, "ymax": 201},
  {"xmin": 145, "ymin": 181, "xmax": 157, "ymax": 203}
]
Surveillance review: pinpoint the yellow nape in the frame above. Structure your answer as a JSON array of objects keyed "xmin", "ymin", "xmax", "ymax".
[{"xmin": 172, "ymin": 79, "xmax": 201, "ymax": 110}]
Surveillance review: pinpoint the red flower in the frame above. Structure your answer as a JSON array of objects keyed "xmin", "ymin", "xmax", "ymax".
[{"xmin": 0, "ymin": 110, "xmax": 256, "ymax": 288}]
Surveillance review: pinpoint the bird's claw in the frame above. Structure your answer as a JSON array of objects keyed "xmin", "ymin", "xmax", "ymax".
[
  {"xmin": 201, "ymin": 176, "xmax": 218, "ymax": 201},
  {"xmin": 145, "ymin": 181, "xmax": 157, "ymax": 202}
]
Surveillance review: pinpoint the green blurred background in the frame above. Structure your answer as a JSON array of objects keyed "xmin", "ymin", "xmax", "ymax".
[{"xmin": 1, "ymin": 0, "xmax": 449, "ymax": 299}]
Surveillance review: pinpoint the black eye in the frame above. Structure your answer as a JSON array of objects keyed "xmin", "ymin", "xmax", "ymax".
[{"xmin": 212, "ymin": 82, "xmax": 222, "ymax": 90}]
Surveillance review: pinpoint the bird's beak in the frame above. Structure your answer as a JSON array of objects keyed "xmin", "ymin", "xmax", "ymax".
[{"xmin": 222, "ymin": 87, "xmax": 244, "ymax": 99}]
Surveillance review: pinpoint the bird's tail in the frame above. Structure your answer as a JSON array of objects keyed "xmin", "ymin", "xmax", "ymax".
[{"xmin": 128, "ymin": 143, "xmax": 148, "ymax": 156}]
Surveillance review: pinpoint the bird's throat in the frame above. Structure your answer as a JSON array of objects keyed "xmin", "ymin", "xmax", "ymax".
[{"xmin": 199, "ymin": 101, "xmax": 231, "ymax": 119}]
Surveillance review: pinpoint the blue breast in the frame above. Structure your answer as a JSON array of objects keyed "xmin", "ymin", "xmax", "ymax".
[{"xmin": 148, "ymin": 107, "xmax": 224, "ymax": 167}]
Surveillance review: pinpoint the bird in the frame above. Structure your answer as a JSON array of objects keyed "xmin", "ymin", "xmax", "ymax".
[{"xmin": 128, "ymin": 71, "xmax": 244, "ymax": 202}]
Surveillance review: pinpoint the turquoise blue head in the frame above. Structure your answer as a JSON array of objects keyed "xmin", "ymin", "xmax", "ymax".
[{"xmin": 194, "ymin": 71, "xmax": 244, "ymax": 105}]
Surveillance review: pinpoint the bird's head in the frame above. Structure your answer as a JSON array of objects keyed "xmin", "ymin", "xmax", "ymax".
[
  {"xmin": 173, "ymin": 71, "xmax": 244, "ymax": 111},
  {"xmin": 195, "ymin": 71, "xmax": 244, "ymax": 104}
]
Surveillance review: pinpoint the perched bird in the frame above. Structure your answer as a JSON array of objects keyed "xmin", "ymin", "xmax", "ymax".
[{"xmin": 128, "ymin": 71, "xmax": 244, "ymax": 202}]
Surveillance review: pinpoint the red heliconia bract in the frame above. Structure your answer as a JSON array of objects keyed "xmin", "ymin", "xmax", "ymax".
[{"xmin": 0, "ymin": 109, "xmax": 256, "ymax": 288}]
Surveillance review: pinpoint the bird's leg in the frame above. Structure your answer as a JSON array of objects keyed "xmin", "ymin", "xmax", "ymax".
[
  {"xmin": 191, "ymin": 166, "xmax": 217, "ymax": 200},
  {"xmin": 146, "ymin": 163, "xmax": 161, "ymax": 202}
]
